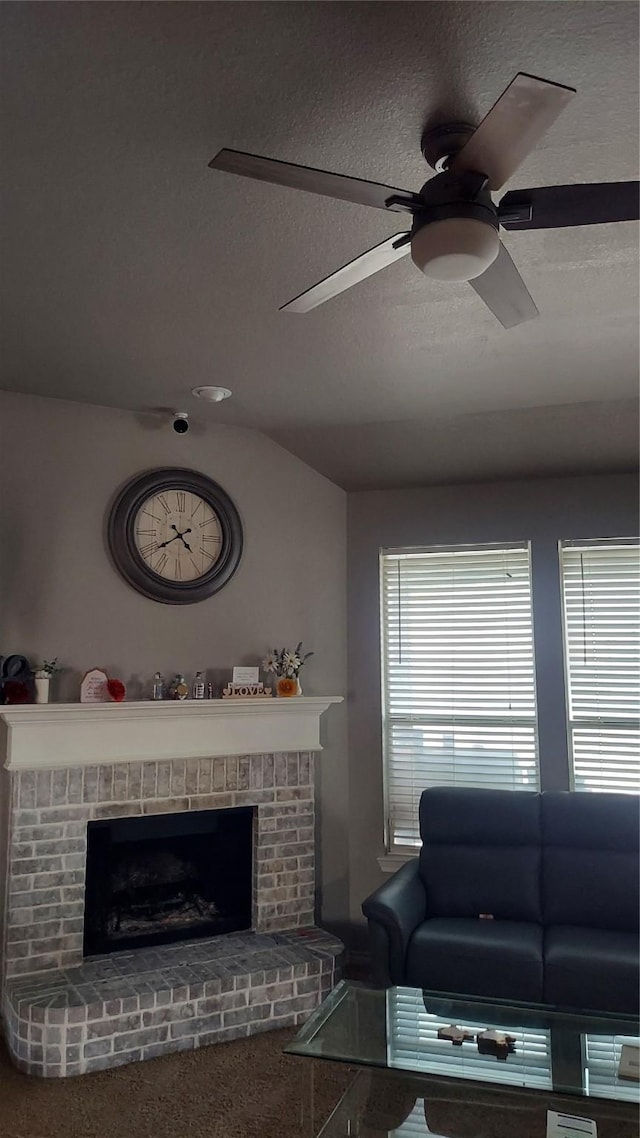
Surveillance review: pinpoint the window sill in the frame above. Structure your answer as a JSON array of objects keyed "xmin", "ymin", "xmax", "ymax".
[{"xmin": 377, "ymin": 850, "xmax": 418, "ymax": 874}]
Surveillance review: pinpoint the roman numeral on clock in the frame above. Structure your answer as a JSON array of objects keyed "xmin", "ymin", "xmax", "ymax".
[
  {"xmin": 176, "ymin": 491, "xmax": 186, "ymax": 513},
  {"xmin": 157, "ymin": 494, "xmax": 171, "ymax": 515},
  {"xmin": 139, "ymin": 541, "xmax": 157, "ymax": 557},
  {"xmin": 202, "ymin": 533, "xmax": 221, "ymax": 542}
]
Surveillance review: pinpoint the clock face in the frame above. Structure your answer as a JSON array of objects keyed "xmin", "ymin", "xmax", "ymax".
[
  {"xmin": 108, "ymin": 469, "xmax": 243, "ymax": 604},
  {"xmin": 134, "ymin": 489, "xmax": 223, "ymax": 583}
]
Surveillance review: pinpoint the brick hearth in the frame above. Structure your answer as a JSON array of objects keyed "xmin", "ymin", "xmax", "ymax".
[{"xmin": 4, "ymin": 927, "xmax": 341, "ymax": 1076}]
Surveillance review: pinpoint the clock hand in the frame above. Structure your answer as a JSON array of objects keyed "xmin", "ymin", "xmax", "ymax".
[
  {"xmin": 171, "ymin": 524, "xmax": 193, "ymax": 552},
  {"xmin": 154, "ymin": 526, "xmax": 194, "ymax": 553}
]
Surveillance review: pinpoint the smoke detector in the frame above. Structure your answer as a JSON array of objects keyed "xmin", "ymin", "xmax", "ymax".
[{"xmin": 191, "ymin": 386, "xmax": 232, "ymax": 403}]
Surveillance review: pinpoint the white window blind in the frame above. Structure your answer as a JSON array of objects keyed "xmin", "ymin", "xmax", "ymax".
[
  {"xmin": 381, "ymin": 544, "xmax": 538, "ymax": 849},
  {"xmin": 388, "ymin": 988, "xmax": 551, "ymax": 1091},
  {"xmin": 561, "ymin": 539, "xmax": 640, "ymax": 793},
  {"xmin": 584, "ymin": 1034, "xmax": 640, "ymax": 1103},
  {"xmin": 393, "ymin": 1101, "xmax": 433, "ymax": 1136}
]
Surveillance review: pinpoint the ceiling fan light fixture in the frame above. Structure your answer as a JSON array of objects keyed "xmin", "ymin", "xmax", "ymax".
[{"xmin": 410, "ymin": 217, "xmax": 500, "ymax": 282}]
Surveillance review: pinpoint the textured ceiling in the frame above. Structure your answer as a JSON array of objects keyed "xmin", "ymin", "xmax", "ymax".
[{"xmin": 1, "ymin": 1, "xmax": 638, "ymax": 489}]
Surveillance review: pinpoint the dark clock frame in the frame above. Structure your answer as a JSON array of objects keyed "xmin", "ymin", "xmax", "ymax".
[{"xmin": 107, "ymin": 468, "xmax": 243, "ymax": 605}]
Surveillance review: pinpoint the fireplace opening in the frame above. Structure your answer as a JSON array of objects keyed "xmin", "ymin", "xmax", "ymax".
[{"xmin": 83, "ymin": 806, "xmax": 253, "ymax": 955}]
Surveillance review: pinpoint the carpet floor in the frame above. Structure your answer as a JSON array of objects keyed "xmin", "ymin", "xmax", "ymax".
[
  {"xmin": 0, "ymin": 1028, "xmax": 349, "ymax": 1138},
  {"xmin": 1, "ymin": 1030, "xmax": 638, "ymax": 1138}
]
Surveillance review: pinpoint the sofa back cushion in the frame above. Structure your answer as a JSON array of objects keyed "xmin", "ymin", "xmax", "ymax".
[
  {"xmin": 418, "ymin": 787, "xmax": 542, "ymax": 922},
  {"xmin": 542, "ymin": 792, "xmax": 640, "ymax": 932}
]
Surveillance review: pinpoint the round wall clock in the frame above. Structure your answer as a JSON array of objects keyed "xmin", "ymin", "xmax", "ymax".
[{"xmin": 107, "ymin": 468, "xmax": 243, "ymax": 604}]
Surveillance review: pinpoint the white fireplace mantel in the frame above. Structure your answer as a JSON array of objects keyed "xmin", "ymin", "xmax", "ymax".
[{"xmin": 0, "ymin": 697, "xmax": 343, "ymax": 771}]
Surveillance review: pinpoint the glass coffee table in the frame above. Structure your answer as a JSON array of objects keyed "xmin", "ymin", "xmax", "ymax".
[{"xmin": 285, "ymin": 982, "xmax": 640, "ymax": 1136}]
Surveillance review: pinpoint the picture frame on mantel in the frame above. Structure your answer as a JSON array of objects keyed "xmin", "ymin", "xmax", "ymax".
[{"xmin": 80, "ymin": 668, "xmax": 109, "ymax": 703}]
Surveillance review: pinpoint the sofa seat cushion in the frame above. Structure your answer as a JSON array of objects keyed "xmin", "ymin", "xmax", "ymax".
[
  {"xmin": 405, "ymin": 918, "xmax": 544, "ymax": 1003},
  {"xmin": 544, "ymin": 925, "xmax": 640, "ymax": 1015}
]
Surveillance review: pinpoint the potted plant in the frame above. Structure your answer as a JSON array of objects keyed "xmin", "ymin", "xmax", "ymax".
[
  {"xmin": 262, "ymin": 643, "xmax": 313, "ymax": 697},
  {"xmin": 33, "ymin": 658, "xmax": 61, "ymax": 704}
]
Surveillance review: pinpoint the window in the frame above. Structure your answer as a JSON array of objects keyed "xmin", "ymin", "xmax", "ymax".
[
  {"xmin": 561, "ymin": 539, "xmax": 640, "ymax": 793},
  {"xmin": 381, "ymin": 544, "xmax": 538, "ymax": 849}
]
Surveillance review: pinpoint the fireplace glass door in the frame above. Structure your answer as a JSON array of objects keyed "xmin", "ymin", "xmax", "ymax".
[{"xmin": 84, "ymin": 806, "xmax": 253, "ymax": 955}]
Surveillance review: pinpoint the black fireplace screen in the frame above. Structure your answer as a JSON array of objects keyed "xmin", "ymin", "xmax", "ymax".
[{"xmin": 83, "ymin": 806, "xmax": 253, "ymax": 955}]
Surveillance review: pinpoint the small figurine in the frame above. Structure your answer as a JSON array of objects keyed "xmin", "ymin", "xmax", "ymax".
[
  {"xmin": 171, "ymin": 674, "xmax": 189, "ymax": 700},
  {"xmin": 437, "ymin": 1024, "xmax": 474, "ymax": 1046},
  {"xmin": 476, "ymin": 1029, "xmax": 517, "ymax": 1061},
  {"xmin": 152, "ymin": 672, "xmax": 165, "ymax": 700},
  {"xmin": 192, "ymin": 671, "xmax": 205, "ymax": 699}
]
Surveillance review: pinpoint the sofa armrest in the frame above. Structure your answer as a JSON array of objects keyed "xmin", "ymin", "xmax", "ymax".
[{"xmin": 362, "ymin": 858, "xmax": 426, "ymax": 987}]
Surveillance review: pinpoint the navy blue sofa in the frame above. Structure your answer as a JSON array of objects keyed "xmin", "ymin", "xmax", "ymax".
[{"xmin": 362, "ymin": 787, "xmax": 639, "ymax": 1014}]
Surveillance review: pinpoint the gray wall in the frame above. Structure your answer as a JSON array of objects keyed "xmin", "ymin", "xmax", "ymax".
[
  {"xmin": 347, "ymin": 473, "xmax": 639, "ymax": 922},
  {"xmin": 0, "ymin": 391, "xmax": 349, "ymax": 927},
  {"xmin": 3, "ymin": 393, "xmax": 638, "ymax": 941}
]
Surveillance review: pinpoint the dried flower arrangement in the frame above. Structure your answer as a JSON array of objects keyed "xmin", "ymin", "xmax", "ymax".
[
  {"xmin": 261, "ymin": 643, "xmax": 313, "ymax": 679},
  {"xmin": 260, "ymin": 641, "xmax": 312, "ymax": 673}
]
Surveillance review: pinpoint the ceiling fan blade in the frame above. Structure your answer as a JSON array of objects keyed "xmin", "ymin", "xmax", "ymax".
[
  {"xmin": 209, "ymin": 149, "xmax": 420, "ymax": 213},
  {"xmin": 469, "ymin": 241, "xmax": 539, "ymax": 329},
  {"xmin": 499, "ymin": 181, "xmax": 640, "ymax": 230},
  {"xmin": 450, "ymin": 72, "xmax": 575, "ymax": 191},
  {"xmin": 280, "ymin": 233, "xmax": 411, "ymax": 313}
]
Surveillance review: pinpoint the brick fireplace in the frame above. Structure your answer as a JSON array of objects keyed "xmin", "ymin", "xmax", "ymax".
[{"xmin": 0, "ymin": 698, "xmax": 343, "ymax": 1076}]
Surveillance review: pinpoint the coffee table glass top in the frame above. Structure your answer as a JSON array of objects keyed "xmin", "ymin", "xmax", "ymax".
[{"xmin": 285, "ymin": 981, "xmax": 640, "ymax": 1104}]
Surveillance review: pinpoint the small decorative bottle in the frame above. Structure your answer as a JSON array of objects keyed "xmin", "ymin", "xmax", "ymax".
[
  {"xmin": 152, "ymin": 672, "xmax": 164, "ymax": 700},
  {"xmin": 171, "ymin": 674, "xmax": 189, "ymax": 700},
  {"xmin": 207, "ymin": 681, "xmax": 214, "ymax": 699},
  {"xmin": 192, "ymin": 671, "xmax": 205, "ymax": 699}
]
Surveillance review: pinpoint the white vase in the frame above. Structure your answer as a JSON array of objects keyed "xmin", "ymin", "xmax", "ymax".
[{"xmin": 34, "ymin": 675, "xmax": 50, "ymax": 704}]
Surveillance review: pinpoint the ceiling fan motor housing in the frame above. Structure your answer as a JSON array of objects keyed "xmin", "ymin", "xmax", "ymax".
[
  {"xmin": 420, "ymin": 121, "xmax": 477, "ymax": 171},
  {"xmin": 410, "ymin": 172, "xmax": 500, "ymax": 282}
]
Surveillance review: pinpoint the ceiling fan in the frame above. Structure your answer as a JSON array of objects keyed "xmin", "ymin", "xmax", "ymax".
[{"xmin": 210, "ymin": 72, "xmax": 639, "ymax": 328}]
